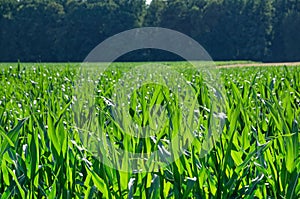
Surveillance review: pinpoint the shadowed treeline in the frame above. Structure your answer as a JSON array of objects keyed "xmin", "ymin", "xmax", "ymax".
[{"xmin": 0, "ymin": 0, "xmax": 299, "ymax": 62}]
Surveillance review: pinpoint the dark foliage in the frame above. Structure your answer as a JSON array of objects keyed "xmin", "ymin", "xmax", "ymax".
[{"xmin": 0, "ymin": 0, "xmax": 299, "ymax": 62}]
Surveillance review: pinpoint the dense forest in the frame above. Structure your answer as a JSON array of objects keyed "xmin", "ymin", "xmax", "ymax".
[{"xmin": 0, "ymin": 0, "xmax": 299, "ymax": 62}]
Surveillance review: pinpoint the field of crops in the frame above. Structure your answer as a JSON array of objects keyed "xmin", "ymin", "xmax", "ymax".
[{"xmin": 0, "ymin": 62, "xmax": 299, "ymax": 198}]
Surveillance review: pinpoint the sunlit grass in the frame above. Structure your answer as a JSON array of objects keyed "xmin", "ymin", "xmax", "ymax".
[{"xmin": 0, "ymin": 62, "xmax": 299, "ymax": 198}]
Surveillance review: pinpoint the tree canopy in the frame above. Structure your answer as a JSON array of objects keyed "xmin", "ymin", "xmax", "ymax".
[{"xmin": 0, "ymin": 0, "xmax": 299, "ymax": 62}]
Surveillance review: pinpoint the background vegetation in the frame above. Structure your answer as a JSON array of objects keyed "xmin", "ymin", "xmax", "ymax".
[{"xmin": 0, "ymin": 0, "xmax": 300, "ymax": 62}]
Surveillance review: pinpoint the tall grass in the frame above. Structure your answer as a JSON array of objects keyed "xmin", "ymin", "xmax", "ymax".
[{"xmin": 0, "ymin": 63, "xmax": 299, "ymax": 198}]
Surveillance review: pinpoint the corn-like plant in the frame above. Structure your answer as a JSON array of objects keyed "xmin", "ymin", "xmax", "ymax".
[{"xmin": 0, "ymin": 62, "xmax": 299, "ymax": 198}]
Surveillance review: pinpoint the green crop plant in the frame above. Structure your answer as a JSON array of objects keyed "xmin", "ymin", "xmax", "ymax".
[{"xmin": 0, "ymin": 62, "xmax": 299, "ymax": 198}]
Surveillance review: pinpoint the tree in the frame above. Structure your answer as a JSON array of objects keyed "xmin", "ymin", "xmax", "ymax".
[
  {"xmin": 271, "ymin": 0, "xmax": 300, "ymax": 61},
  {"xmin": 144, "ymin": 0, "xmax": 166, "ymax": 26},
  {"xmin": 282, "ymin": 10, "xmax": 300, "ymax": 61},
  {"xmin": 62, "ymin": 0, "xmax": 114, "ymax": 61},
  {"xmin": 0, "ymin": 0, "xmax": 299, "ymax": 61},
  {"xmin": 239, "ymin": 0, "xmax": 274, "ymax": 60},
  {"xmin": 159, "ymin": 0, "xmax": 192, "ymax": 35},
  {"xmin": 0, "ymin": 0, "xmax": 18, "ymax": 61},
  {"xmin": 14, "ymin": 1, "xmax": 65, "ymax": 61}
]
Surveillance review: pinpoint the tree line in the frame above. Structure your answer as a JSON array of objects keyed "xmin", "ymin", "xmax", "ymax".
[{"xmin": 0, "ymin": 0, "xmax": 299, "ymax": 62}]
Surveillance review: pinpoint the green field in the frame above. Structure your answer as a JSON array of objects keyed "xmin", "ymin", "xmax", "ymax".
[{"xmin": 0, "ymin": 62, "xmax": 299, "ymax": 198}]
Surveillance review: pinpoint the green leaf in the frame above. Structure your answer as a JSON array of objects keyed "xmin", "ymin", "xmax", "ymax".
[
  {"xmin": 182, "ymin": 177, "xmax": 197, "ymax": 199},
  {"xmin": 7, "ymin": 166, "xmax": 25, "ymax": 198},
  {"xmin": 0, "ymin": 118, "xmax": 27, "ymax": 156},
  {"xmin": 86, "ymin": 166, "xmax": 110, "ymax": 199},
  {"xmin": 231, "ymin": 150, "xmax": 243, "ymax": 166}
]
